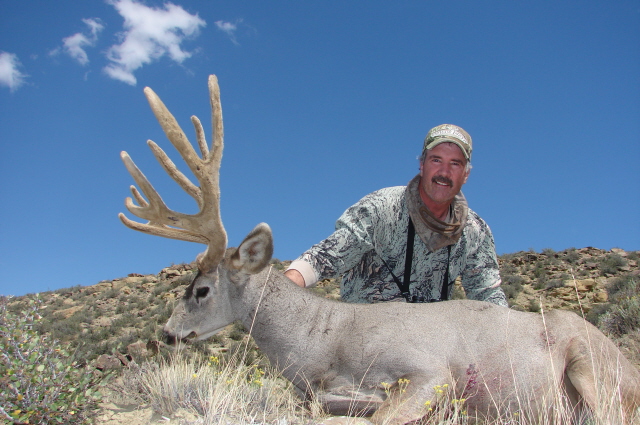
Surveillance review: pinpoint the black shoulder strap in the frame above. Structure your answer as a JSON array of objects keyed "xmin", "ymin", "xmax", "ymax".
[
  {"xmin": 440, "ymin": 244, "xmax": 452, "ymax": 301},
  {"xmin": 401, "ymin": 217, "xmax": 416, "ymax": 299},
  {"xmin": 379, "ymin": 217, "xmax": 415, "ymax": 302},
  {"xmin": 381, "ymin": 216, "xmax": 452, "ymax": 303}
]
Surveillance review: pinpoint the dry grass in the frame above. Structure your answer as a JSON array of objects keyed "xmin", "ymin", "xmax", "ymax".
[
  {"xmin": 108, "ymin": 343, "xmax": 315, "ymax": 425},
  {"xmin": 107, "ymin": 342, "xmax": 639, "ymax": 425}
]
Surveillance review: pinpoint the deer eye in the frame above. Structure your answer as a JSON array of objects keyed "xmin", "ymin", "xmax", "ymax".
[{"xmin": 195, "ymin": 287, "xmax": 209, "ymax": 300}]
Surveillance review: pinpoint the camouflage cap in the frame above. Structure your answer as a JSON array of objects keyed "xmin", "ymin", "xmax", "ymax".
[{"xmin": 423, "ymin": 124, "xmax": 472, "ymax": 161}]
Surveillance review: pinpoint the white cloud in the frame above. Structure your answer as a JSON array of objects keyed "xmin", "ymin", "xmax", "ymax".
[
  {"xmin": 62, "ymin": 18, "xmax": 105, "ymax": 66},
  {"xmin": 104, "ymin": 0, "xmax": 206, "ymax": 85},
  {"xmin": 215, "ymin": 20, "xmax": 242, "ymax": 45},
  {"xmin": 0, "ymin": 51, "xmax": 28, "ymax": 92}
]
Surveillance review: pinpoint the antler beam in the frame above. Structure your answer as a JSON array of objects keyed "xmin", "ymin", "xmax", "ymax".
[{"xmin": 119, "ymin": 75, "xmax": 227, "ymax": 272}]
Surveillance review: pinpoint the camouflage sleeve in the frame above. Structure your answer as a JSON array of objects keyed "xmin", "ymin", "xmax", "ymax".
[
  {"xmin": 461, "ymin": 223, "xmax": 509, "ymax": 307},
  {"xmin": 294, "ymin": 192, "xmax": 382, "ymax": 283}
]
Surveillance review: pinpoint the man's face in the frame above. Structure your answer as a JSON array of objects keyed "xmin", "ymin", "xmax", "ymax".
[{"xmin": 419, "ymin": 142, "xmax": 470, "ymax": 208}]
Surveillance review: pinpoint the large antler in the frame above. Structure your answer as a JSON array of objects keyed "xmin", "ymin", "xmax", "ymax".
[{"xmin": 119, "ymin": 75, "xmax": 227, "ymax": 272}]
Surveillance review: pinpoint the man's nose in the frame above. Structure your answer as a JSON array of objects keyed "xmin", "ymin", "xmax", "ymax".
[{"xmin": 438, "ymin": 163, "xmax": 453, "ymax": 176}]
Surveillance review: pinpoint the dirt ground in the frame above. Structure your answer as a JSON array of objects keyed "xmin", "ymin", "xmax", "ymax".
[{"xmin": 95, "ymin": 403, "xmax": 202, "ymax": 425}]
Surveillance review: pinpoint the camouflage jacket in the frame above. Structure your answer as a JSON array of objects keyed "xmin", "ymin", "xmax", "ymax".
[{"xmin": 289, "ymin": 175, "xmax": 508, "ymax": 307}]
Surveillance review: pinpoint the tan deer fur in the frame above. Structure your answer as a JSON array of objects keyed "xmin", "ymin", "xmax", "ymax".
[{"xmin": 120, "ymin": 75, "xmax": 640, "ymax": 424}]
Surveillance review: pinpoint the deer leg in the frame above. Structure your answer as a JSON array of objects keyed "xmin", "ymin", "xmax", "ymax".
[
  {"xmin": 565, "ymin": 342, "xmax": 597, "ymax": 417},
  {"xmin": 370, "ymin": 374, "xmax": 447, "ymax": 425},
  {"xmin": 319, "ymin": 386, "xmax": 385, "ymax": 417}
]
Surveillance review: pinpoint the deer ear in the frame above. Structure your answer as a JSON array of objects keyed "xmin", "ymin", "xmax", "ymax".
[{"xmin": 230, "ymin": 223, "xmax": 274, "ymax": 274}]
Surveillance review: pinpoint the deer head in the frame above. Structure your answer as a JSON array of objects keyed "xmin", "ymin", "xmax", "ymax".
[{"xmin": 119, "ymin": 75, "xmax": 273, "ymax": 343}]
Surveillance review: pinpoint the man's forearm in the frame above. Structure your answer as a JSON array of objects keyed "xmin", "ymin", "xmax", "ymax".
[
  {"xmin": 284, "ymin": 269, "xmax": 306, "ymax": 287},
  {"xmin": 285, "ymin": 259, "xmax": 319, "ymax": 288}
]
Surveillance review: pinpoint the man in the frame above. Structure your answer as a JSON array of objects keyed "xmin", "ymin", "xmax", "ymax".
[{"xmin": 285, "ymin": 124, "xmax": 508, "ymax": 307}]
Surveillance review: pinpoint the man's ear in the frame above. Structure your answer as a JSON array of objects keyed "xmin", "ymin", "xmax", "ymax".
[{"xmin": 229, "ymin": 223, "xmax": 274, "ymax": 274}]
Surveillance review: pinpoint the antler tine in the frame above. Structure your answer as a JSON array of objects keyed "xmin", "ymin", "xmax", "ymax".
[
  {"xmin": 120, "ymin": 75, "xmax": 228, "ymax": 272},
  {"xmin": 209, "ymin": 75, "xmax": 224, "ymax": 167},
  {"xmin": 147, "ymin": 140, "xmax": 201, "ymax": 206},
  {"xmin": 119, "ymin": 151, "xmax": 205, "ymax": 241}
]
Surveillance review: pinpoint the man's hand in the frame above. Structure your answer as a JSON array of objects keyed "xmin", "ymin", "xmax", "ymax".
[{"xmin": 284, "ymin": 269, "xmax": 306, "ymax": 288}]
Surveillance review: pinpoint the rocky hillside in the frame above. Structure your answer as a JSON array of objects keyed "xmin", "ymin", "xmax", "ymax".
[{"xmin": 3, "ymin": 247, "xmax": 639, "ymax": 369}]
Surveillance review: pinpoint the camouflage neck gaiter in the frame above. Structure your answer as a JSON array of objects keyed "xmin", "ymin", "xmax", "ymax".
[{"xmin": 405, "ymin": 174, "xmax": 468, "ymax": 252}]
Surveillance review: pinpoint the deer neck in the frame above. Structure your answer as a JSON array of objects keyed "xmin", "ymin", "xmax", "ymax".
[{"xmin": 235, "ymin": 266, "xmax": 345, "ymax": 373}]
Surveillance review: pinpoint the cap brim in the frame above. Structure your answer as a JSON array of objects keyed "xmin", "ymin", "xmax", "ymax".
[{"xmin": 425, "ymin": 138, "xmax": 470, "ymax": 159}]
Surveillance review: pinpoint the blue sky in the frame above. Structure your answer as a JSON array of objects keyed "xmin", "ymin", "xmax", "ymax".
[{"xmin": 1, "ymin": 0, "xmax": 638, "ymax": 296}]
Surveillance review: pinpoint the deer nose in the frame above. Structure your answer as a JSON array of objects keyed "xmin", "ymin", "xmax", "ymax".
[{"xmin": 163, "ymin": 331, "xmax": 177, "ymax": 345}]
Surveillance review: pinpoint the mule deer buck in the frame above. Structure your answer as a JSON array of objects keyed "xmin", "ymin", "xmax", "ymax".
[{"xmin": 119, "ymin": 75, "xmax": 640, "ymax": 424}]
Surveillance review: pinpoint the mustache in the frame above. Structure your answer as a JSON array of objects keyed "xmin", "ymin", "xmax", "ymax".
[{"xmin": 432, "ymin": 176, "xmax": 453, "ymax": 186}]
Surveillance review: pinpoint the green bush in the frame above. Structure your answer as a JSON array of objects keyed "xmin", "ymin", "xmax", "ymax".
[
  {"xmin": 172, "ymin": 271, "xmax": 197, "ymax": 287},
  {"xmin": 541, "ymin": 247, "xmax": 556, "ymax": 257},
  {"xmin": 229, "ymin": 322, "xmax": 248, "ymax": 341},
  {"xmin": 565, "ymin": 249, "xmax": 580, "ymax": 264},
  {"xmin": 528, "ymin": 298, "xmax": 541, "ymax": 312},
  {"xmin": 599, "ymin": 296, "xmax": 640, "ymax": 337},
  {"xmin": 592, "ymin": 276, "xmax": 640, "ymax": 337},
  {"xmin": 608, "ymin": 274, "xmax": 638, "ymax": 300},
  {"xmin": 544, "ymin": 278, "xmax": 565, "ymax": 290},
  {"xmin": 501, "ymin": 274, "xmax": 524, "ymax": 301},
  {"xmin": 0, "ymin": 296, "xmax": 107, "ymax": 424},
  {"xmin": 599, "ymin": 253, "xmax": 627, "ymax": 275}
]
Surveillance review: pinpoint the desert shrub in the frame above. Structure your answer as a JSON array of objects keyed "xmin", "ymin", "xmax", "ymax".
[
  {"xmin": 172, "ymin": 271, "xmax": 197, "ymax": 287},
  {"xmin": 310, "ymin": 286, "xmax": 329, "ymax": 296},
  {"xmin": 49, "ymin": 297, "xmax": 66, "ymax": 309},
  {"xmin": 528, "ymin": 298, "xmax": 541, "ymax": 312},
  {"xmin": 115, "ymin": 331, "xmax": 139, "ymax": 352},
  {"xmin": 229, "ymin": 322, "xmax": 248, "ymax": 341},
  {"xmin": 499, "ymin": 262, "xmax": 517, "ymax": 275},
  {"xmin": 599, "ymin": 253, "xmax": 627, "ymax": 275},
  {"xmin": 593, "ymin": 276, "xmax": 640, "ymax": 337},
  {"xmin": 0, "ymin": 296, "xmax": 107, "ymax": 424},
  {"xmin": 565, "ymin": 248, "xmax": 580, "ymax": 264},
  {"xmin": 608, "ymin": 274, "xmax": 638, "ymax": 299},
  {"xmin": 48, "ymin": 318, "xmax": 82, "ymax": 341},
  {"xmin": 544, "ymin": 278, "xmax": 565, "ymax": 290},
  {"xmin": 541, "ymin": 247, "xmax": 556, "ymax": 256},
  {"xmin": 99, "ymin": 287, "xmax": 120, "ymax": 300},
  {"xmin": 501, "ymin": 274, "xmax": 524, "ymax": 301},
  {"xmin": 144, "ymin": 292, "xmax": 154, "ymax": 303},
  {"xmin": 136, "ymin": 326, "xmax": 156, "ymax": 342},
  {"xmin": 112, "ymin": 312, "xmax": 136, "ymax": 328},
  {"xmin": 135, "ymin": 299, "xmax": 149, "ymax": 311},
  {"xmin": 532, "ymin": 263, "xmax": 547, "ymax": 279},
  {"xmin": 599, "ymin": 297, "xmax": 640, "ymax": 337},
  {"xmin": 269, "ymin": 258, "xmax": 286, "ymax": 271},
  {"xmin": 152, "ymin": 284, "xmax": 169, "ymax": 297},
  {"xmin": 586, "ymin": 303, "xmax": 611, "ymax": 327},
  {"xmin": 451, "ymin": 282, "xmax": 466, "ymax": 300},
  {"xmin": 149, "ymin": 302, "xmax": 172, "ymax": 323}
]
